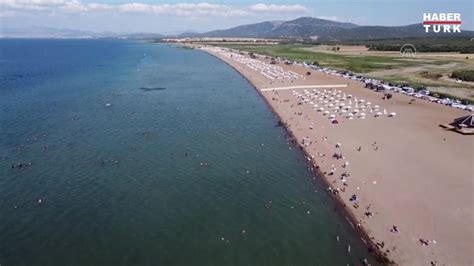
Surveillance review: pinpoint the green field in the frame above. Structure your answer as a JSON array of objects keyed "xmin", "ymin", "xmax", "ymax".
[
  {"xmin": 218, "ymin": 44, "xmax": 450, "ymax": 73},
  {"xmin": 335, "ymin": 37, "xmax": 474, "ymax": 53}
]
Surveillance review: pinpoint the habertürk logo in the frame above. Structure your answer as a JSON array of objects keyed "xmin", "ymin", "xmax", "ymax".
[{"xmin": 423, "ymin": 13, "xmax": 462, "ymax": 33}]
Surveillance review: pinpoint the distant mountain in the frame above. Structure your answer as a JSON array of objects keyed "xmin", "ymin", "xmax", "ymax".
[
  {"xmin": 114, "ymin": 32, "xmax": 164, "ymax": 40},
  {"xmin": 4, "ymin": 18, "xmax": 473, "ymax": 41},
  {"xmin": 201, "ymin": 21, "xmax": 284, "ymax": 38},
  {"xmin": 0, "ymin": 27, "xmax": 99, "ymax": 39},
  {"xmin": 188, "ymin": 17, "xmax": 474, "ymax": 41},
  {"xmin": 0, "ymin": 27, "xmax": 163, "ymax": 39},
  {"xmin": 175, "ymin": 31, "xmax": 202, "ymax": 38}
]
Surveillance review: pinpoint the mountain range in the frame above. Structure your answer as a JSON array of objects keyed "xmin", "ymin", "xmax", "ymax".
[
  {"xmin": 2, "ymin": 17, "xmax": 473, "ymax": 41},
  {"xmin": 179, "ymin": 17, "xmax": 474, "ymax": 41},
  {"xmin": 0, "ymin": 27, "xmax": 164, "ymax": 39}
]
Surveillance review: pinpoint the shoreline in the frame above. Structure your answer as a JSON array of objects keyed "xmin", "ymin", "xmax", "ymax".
[
  {"xmin": 201, "ymin": 46, "xmax": 391, "ymax": 264},
  {"xmin": 194, "ymin": 44, "xmax": 474, "ymax": 266}
]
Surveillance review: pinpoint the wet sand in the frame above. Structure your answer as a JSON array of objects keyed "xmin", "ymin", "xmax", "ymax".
[{"xmin": 200, "ymin": 46, "xmax": 474, "ymax": 265}]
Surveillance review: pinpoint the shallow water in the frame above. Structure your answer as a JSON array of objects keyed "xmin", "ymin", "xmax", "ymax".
[{"xmin": 0, "ymin": 39, "xmax": 376, "ymax": 265}]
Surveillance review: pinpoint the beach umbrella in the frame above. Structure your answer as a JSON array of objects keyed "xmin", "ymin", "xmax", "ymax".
[
  {"xmin": 450, "ymin": 113, "xmax": 474, "ymax": 128},
  {"xmin": 374, "ymin": 105, "xmax": 379, "ymax": 109},
  {"xmin": 324, "ymin": 110, "xmax": 330, "ymax": 115},
  {"xmin": 330, "ymin": 114, "xmax": 336, "ymax": 119},
  {"xmin": 389, "ymin": 112, "xmax": 397, "ymax": 117}
]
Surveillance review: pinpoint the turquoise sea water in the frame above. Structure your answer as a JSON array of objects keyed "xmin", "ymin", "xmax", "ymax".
[{"xmin": 0, "ymin": 39, "xmax": 376, "ymax": 265}]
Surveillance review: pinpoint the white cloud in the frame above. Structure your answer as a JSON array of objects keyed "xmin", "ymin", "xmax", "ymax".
[
  {"xmin": 0, "ymin": 1, "xmax": 310, "ymax": 17},
  {"xmin": 249, "ymin": 3, "xmax": 308, "ymax": 13},
  {"xmin": 116, "ymin": 2, "xmax": 248, "ymax": 17},
  {"xmin": 317, "ymin": 16, "xmax": 339, "ymax": 21},
  {"xmin": 0, "ymin": 0, "xmax": 68, "ymax": 10}
]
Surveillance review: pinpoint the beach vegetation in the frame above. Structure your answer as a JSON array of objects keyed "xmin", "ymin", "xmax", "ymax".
[
  {"xmin": 217, "ymin": 44, "xmax": 448, "ymax": 73},
  {"xmin": 450, "ymin": 70, "xmax": 474, "ymax": 82}
]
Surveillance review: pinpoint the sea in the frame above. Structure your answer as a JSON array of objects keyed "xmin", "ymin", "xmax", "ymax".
[{"xmin": 0, "ymin": 39, "xmax": 376, "ymax": 265}]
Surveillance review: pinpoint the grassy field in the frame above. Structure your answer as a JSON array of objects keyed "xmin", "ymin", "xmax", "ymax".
[
  {"xmin": 333, "ymin": 37, "xmax": 474, "ymax": 53},
  {"xmin": 216, "ymin": 43, "xmax": 474, "ymax": 102},
  {"xmin": 218, "ymin": 44, "xmax": 451, "ymax": 73}
]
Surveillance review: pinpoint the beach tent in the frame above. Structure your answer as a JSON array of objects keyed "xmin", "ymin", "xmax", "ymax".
[{"xmin": 451, "ymin": 113, "xmax": 474, "ymax": 128}]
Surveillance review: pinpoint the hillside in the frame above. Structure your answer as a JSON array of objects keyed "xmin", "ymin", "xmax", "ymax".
[{"xmin": 193, "ymin": 17, "xmax": 474, "ymax": 41}]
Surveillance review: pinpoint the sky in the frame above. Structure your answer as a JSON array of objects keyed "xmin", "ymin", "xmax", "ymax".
[{"xmin": 1, "ymin": 0, "xmax": 473, "ymax": 34}]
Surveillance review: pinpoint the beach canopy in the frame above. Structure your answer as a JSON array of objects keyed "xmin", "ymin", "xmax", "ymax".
[{"xmin": 451, "ymin": 113, "xmax": 474, "ymax": 128}]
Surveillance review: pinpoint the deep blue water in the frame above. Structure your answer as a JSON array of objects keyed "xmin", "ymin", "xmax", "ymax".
[{"xmin": 0, "ymin": 39, "xmax": 375, "ymax": 265}]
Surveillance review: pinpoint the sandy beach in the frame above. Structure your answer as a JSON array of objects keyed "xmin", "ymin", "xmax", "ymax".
[{"xmin": 200, "ymin": 45, "xmax": 474, "ymax": 265}]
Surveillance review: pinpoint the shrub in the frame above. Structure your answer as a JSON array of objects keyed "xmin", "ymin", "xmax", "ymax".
[{"xmin": 450, "ymin": 70, "xmax": 474, "ymax": 82}]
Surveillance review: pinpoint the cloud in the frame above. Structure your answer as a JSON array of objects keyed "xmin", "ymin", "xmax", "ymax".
[
  {"xmin": 115, "ymin": 2, "xmax": 250, "ymax": 17},
  {"xmin": 317, "ymin": 16, "xmax": 339, "ymax": 21},
  {"xmin": 249, "ymin": 3, "xmax": 308, "ymax": 13},
  {"xmin": 62, "ymin": 1, "xmax": 113, "ymax": 13},
  {"xmin": 1, "ymin": 0, "xmax": 68, "ymax": 10},
  {"xmin": 1, "ymin": 1, "xmax": 310, "ymax": 17}
]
